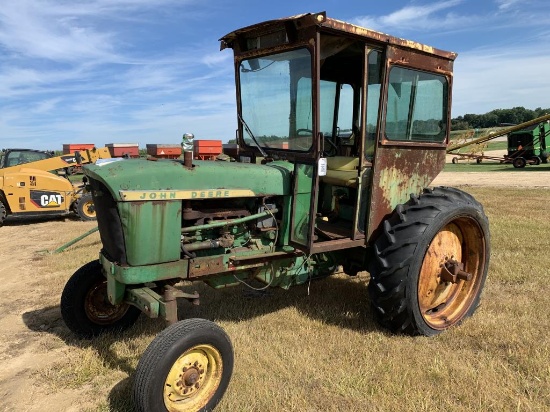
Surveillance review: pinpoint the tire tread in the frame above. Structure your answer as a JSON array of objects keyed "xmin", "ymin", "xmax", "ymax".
[{"xmin": 368, "ymin": 186, "xmax": 489, "ymax": 335}]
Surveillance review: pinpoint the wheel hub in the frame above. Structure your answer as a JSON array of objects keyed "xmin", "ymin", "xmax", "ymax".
[
  {"xmin": 440, "ymin": 259, "xmax": 472, "ymax": 284},
  {"xmin": 174, "ymin": 361, "xmax": 205, "ymax": 396},
  {"xmin": 164, "ymin": 345, "xmax": 223, "ymax": 410},
  {"xmin": 84, "ymin": 281, "xmax": 129, "ymax": 324}
]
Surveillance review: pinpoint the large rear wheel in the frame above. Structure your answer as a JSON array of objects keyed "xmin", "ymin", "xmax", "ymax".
[
  {"xmin": 368, "ymin": 187, "xmax": 490, "ymax": 336},
  {"xmin": 61, "ymin": 260, "xmax": 141, "ymax": 338},
  {"xmin": 133, "ymin": 319, "xmax": 234, "ymax": 412}
]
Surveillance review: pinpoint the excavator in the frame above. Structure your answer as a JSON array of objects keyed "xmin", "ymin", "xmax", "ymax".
[{"xmin": 0, "ymin": 147, "xmax": 111, "ymax": 225}]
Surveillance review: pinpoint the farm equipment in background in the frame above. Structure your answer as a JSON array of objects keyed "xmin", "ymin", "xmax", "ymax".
[
  {"xmin": 506, "ymin": 121, "xmax": 549, "ymax": 168},
  {"xmin": 448, "ymin": 130, "xmax": 489, "ymax": 164},
  {"xmin": 0, "ymin": 147, "xmax": 111, "ymax": 225},
  {"xmin": 106, "ymin": 143, "xmax": 140, "ymax": 158},
  {"xmin": 146, "ymin": 144, "xmax": 182, "ymax": 159},
  {"xmin": 62, "ymin": 144, "xmax": 95, "ymax": 174},
  {"xmin": 193, "ymin": 140, "xmax": 222, "ymax": 160},
  {"xmin": 447, "ymin": 114, "xmax": 550, "ymax": 166},
  {"xmin": 0, "ymin": 148, "xmax": 55, "ymax": 168},
  {"xmin": 60, "ymin": 12, "xmax": 492, "ymax": 411}
]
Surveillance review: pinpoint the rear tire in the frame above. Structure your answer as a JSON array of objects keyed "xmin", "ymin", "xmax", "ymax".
[
  {"xmin": 531, "ymin": 156, "xmax": 541, "ymax": 166},
  {"xmin": 513, "ymin": 157, "xmax": 526, "ymax": 168},
  {"xmin": 368, "ymin": 187, "xmax": 490, "ymax": 336},
  {"xmin": 75, "ymin": 193, "xmax": 96, "ymax": 221},
  {"xmin": 61, "ymin": 260, "xmax": 141, "ymax": 338},
  {"xmin": 133, "ymin": 319, "xmax": 234, "ymax": 412}
]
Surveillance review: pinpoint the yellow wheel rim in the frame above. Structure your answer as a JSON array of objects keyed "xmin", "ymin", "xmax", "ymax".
[
  {"xmin": 164, "ymin": 344, "xmax": 223, "ymax": 412},
  {"xmin": 81, "ymin": 200, "xmax": 96, "ymax": 219},
  {"xmin": 418, "ymin": 217, "xmax": 486, "ymax": 330}
]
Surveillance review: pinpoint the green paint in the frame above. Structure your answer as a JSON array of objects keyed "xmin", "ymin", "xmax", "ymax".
[
  {"xmin": 100, "ymin": 252, "xmax": 188, "ymax": 285},
  {"xmin": 125, "ymin": 287, "xmax": 161, "ymax": 318},
  {"xmin": 85, "ymin": 159, "xmax": 294, "ymax": 201},
  {"xmin": 119, "ymin": 200, "xmax": 181, "ymax": 265}
]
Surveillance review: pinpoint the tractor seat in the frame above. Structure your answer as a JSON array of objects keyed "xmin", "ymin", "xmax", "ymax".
[{"xmin": 321, "ymin": 156, "xmax": 359, "ymax": 187}]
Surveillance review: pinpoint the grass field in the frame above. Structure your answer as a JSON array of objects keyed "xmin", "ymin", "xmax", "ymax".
[
  {"xmin": 485, "ymin": 140, "xmax": 509, "ymax": 151},
  {"xmin": 34, "ymin": 187, "xmax": 550, "ymax": 412}
]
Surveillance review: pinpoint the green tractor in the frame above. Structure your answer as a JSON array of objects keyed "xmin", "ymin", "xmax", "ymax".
[{"xmin": 61, "ymin": 12, "xmax": 490, "ymax": 412}]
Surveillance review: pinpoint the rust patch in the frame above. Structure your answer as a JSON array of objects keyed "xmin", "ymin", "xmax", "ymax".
[
  {"xmin": 188, "ymin": 255, "xmax": 226, "ymax": 278},
  {"xmin": 368, "ymin": 146, "xmax": 446, "ymax": 243},
  {"xmin": 221, "ymin": 12, "xmax": 456, "ymax": 62}
]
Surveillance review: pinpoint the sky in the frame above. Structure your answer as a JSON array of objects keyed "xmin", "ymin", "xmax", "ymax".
[{"xmin": 1, "ymin": 0, "xmax": 549, "ymax": 150}]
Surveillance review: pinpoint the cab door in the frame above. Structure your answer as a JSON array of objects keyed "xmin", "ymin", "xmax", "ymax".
[
  {"xmin": 367, "ymin": 45, "xmax": 453, "ymax": 241},
  {"xmin": 288, "ymin": 70, "xmax": 322, "ymax": 252}
]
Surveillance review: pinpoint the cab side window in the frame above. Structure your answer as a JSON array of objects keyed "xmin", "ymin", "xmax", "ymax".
[{"xmin": 385, "ymin": 67, "xmax": 447, "ymax": 143}]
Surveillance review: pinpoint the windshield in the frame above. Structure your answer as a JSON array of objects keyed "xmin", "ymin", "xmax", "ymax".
[
  {"xmin": 2, "ymin": 150, "xmax": 51, "ymax": 168},
  {"xmin": 239, "ymin": 48, "xmax": 313, "ymax": 152}
]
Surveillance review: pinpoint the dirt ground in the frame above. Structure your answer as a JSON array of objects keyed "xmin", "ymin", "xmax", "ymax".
[
  {"xmin": 0, "ymin": 219, "xmax": 101, "ymax": 412},
  {"xmin": 433, "ymin": 170, "xmax": 550, "ymax": 188},
  {"xmin": 0, "ymin": 166, "xmax": 549, "ymax": 412},
  {"xmin": 438, "ymin": 149, "xmax": 550, "ymax": 188}
]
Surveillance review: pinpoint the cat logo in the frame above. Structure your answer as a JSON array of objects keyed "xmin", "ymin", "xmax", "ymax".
[
  {"xmin": 30, "ymin": 190, "xmax": 64, "ymax": 208},
  {"xmin": 40, "ymin": 194, "xmax": 63, "ymax": 207}
]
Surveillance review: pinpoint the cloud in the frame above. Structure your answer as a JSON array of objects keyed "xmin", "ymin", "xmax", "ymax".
[
  {"xmin": 495, "ymin": 0, "xmax": 522, "ymax": 10},
  {"xmin": 0, "ymin": 0, "xmax": 236, "ymax": 150},
  {"xmin": 453, "ymin": 41, "xmax": 550, "ymax": 115},
  {"xmin": 0, "ymin": 2, "xmax": 118, "ymax": 63},
  {"xmin": 201, "ymin": 52, "xmax": 232, "ymax": 67},
  {"xmin": 0, "ymin": 0, "xmax": 198, "ymax": 63},
  {"xmin": 353, "ymin": 0, "xmax": 549, "ymax": 36},
  {"xmin": 352, "ymin": 0, "xmax": 471, "ymax": 32}
]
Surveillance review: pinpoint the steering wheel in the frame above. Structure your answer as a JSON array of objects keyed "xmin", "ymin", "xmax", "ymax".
[
  {"xmin": 323, "ymin": 136, "xmax": 338, "ymax": 157},
  {"xmin": 295, "ymin": 129, "xmax": 338, "ymax": 156}
]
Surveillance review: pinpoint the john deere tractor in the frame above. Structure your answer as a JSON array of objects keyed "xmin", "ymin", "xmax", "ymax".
[{"xmin": 61, "ymin": 12, "xmax": 490, "ymax": 412}]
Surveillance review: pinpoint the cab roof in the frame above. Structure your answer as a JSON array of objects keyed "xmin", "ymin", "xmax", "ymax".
[{"xmin": 220, "ymin": 11, "xmax": 457, "ymax": 61}]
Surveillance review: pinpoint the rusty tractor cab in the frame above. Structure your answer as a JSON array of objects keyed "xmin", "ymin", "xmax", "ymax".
[
  {"xmin": 226, "ymin": 13, "xmax": 454, "ymax": 256},
  {"xmin": 60, "ymin": 12, "xmax": 490, "ymax": 412}
]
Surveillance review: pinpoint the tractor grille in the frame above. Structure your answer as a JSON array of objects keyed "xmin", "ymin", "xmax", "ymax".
[{"xmin": 88, "ymin": 178, "xmax": 127, "ymax": 265}]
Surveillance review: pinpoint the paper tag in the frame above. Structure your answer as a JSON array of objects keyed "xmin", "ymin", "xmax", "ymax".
[{"xmin": 318, "ymin": 157, "xmax": 327, "ymax": 176}]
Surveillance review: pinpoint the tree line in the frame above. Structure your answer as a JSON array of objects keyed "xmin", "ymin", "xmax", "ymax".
[{"xmin": 451, "ymin": 107, "xmax": 550, "ymax": 131}]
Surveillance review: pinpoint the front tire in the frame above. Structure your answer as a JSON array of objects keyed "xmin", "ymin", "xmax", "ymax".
[
  {"xmin": 133, "ymin": 319, "xmax": 234, "ymax": 412},
  {"xmin": 61, "ymin": 260, "xmax": 141, "ymax": 338},
  {"xmin": 368, "ymin": 187, "xmax": 490, "ymax": 336},
  {"xmin": 0, "ymin": 200, "xmax": 6, "ymax": 226}
]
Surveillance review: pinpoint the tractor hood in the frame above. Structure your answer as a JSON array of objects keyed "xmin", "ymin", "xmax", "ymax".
[{"xmin": 84, "ymin": 158, "xmax": 294, "ymax": 202}]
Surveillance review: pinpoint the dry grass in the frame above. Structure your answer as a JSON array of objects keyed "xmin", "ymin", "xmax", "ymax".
[{"xmin": 33, "ymin": 187, "xmax": 550, "ymax": 411}]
